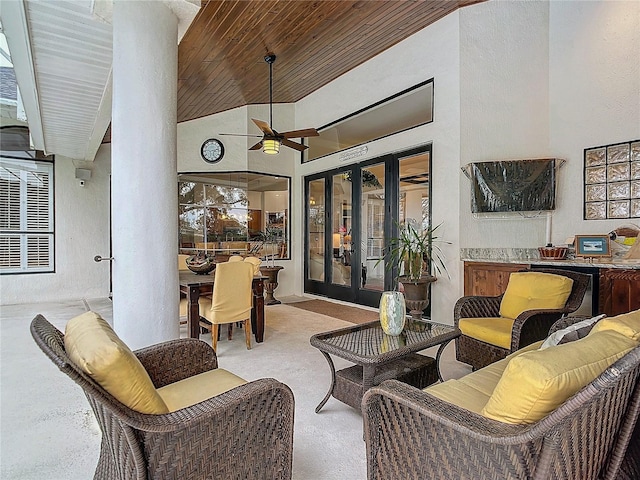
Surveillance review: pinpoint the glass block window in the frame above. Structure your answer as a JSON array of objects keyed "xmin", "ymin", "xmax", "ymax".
[
  {"xmin": 584, "ymin": 140, "xmax": 640, "ymax": 220},
  {"xmin": 0, "ymin": 156, "xmax": 55, "ymax": 273}
]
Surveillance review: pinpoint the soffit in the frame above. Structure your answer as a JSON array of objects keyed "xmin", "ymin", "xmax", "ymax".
[{"xmin": 10, "ymin": 1, "xmax": 113, "ymax": 160}]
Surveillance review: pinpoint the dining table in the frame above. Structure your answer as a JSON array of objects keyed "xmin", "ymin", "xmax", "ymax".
[{"xmin": 179, "ymin": 271, "xmax": 266, "ymax": 342}]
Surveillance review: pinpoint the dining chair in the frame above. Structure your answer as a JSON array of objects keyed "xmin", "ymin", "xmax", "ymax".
[
  {"xmin": 228, "ymin": 255, "xmax": 244, "ymax": 262},
  {"xmin": 179, "ymin": 254, "xmax": 191, "ymax": 319},
  {"xmin": 244, "ymin": 256, "xmax": 262, "ymax": 275},
  {"xmin": 178, "ymin": 254, "xmax": 190, "ymax": 271},
  {"xmin": 198, "ymin": 261, "xmax": 254, "ymax": 351}
]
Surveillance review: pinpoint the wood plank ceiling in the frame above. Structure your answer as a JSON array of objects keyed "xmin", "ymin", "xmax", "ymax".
[{"xmin": 176, "ymin": 0, "xmax": 483, "ymax": 123}]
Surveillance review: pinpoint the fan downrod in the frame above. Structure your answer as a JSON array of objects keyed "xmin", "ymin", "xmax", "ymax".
[{"xmin": 264, "ymin": 53, "xmax": 276, "ymax": 64}]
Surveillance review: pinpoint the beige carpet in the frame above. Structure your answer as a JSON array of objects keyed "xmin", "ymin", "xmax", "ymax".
[{"xmin": 288, "ymin": 299, "xmax": 379, "ymax": 324}]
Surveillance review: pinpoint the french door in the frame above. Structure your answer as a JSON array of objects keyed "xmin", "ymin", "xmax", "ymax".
[{"xmin": 304, "ymin": 144, "xmax": 432, "ymax": 308}]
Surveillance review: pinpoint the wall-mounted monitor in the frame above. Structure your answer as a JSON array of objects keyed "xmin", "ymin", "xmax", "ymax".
[{"xmin": 467, "ymin": 159, "xmax": 557, "ymax": 213}]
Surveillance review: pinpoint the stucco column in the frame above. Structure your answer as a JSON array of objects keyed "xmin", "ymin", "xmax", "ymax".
[{"xmin": 111, "ymin": 0, "xmax": 179, "ymax": 349}]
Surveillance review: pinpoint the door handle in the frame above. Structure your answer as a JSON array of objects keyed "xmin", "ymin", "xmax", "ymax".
[{"xmin": 94, "ymin": 255, "xmax": 114, "ymax": 262}]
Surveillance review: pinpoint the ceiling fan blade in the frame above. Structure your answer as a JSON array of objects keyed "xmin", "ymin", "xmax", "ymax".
[
  {"xmin": 220, "ymin": 133, "xmax": 262, "ymax": 138},
  {"xmin": 252, "ymin": 118, "xmax": 274, "ymax": 136},
  {"xmin": 282, "ymin": 128, "xmax": 319, "ymax": 139},
  {"xmin": 249, "ymin": 140, "xmax": 263, "ymax": 151},
  {"xmin": 282, "ymin": 139, "xmax": 308, "ymax": 152},
  {"xmin": 220, "ymin": 133, "xmax": 262, "ymax": 137}
]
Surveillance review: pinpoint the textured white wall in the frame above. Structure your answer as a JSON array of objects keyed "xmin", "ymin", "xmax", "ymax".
[
  {"xmin": 296, "ymin": 12, "xmax": 462, "ymax": 323},
  {"xmin": 549, "ymin": 0, "xmax": 640, "ymax": 241},
  {"xmin": 458, "ymin": 0, "xmax": 640, "ymax": 249},
  {"xmin": 176, "ymin": 103, "xmax": 297, "ymax": 296},
  {"xmin": 0, "ymin": 147, "xmax": 111, "ymax": 304},
  {"xmin": 458, "ymin": 0, "xmax": 551, "ymax": 248}
]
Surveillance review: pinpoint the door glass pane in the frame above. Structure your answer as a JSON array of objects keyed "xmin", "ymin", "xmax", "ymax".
[
  {"xmin": 399, "ymin": 152, "xmax": 430, "ymax": 263},
  {"xmin": 308, "ymin": 179, "xmax": 325, "ymax": 281},
  {"xmin": 360, "ymin": 163, "xmax": 385, "ymax": 291},
  {"xmin": 331, "ymin": 173, "xmax": 352, "ymax": 285}
]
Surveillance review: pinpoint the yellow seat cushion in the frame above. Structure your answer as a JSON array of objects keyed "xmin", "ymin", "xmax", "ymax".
[
  {"xmin": 499, "ymin": 272, "xmax": 573, "ymax": 319},
  {"xmin": 426, "ymin": 340, "xmax": 543, "ymax": 412},
  {"xmin": 426, "ymin": 380, "xmax": 490, "ymax": 414},
  {"xmin": 64, "ymin": 311, "xmax": 169, "ymax": 415},
  {"xmin": 458, "ymin": 317, "xmax": 516, "ymax": 349},
  {"xmin": 157, "ymin": 368, "xmax": 247, "ymax": 412},
  {"xmin": 481, "ymin": 330, "xmax": 638, "ymax": 424},
  {"xmin": 590, "ymin": 309, "xmax": 640, "ymax": 341}
]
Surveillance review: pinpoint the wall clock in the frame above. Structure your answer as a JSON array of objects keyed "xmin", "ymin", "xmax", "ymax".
[{"xmin": 200, "ymin": 138, "xmax": 224, "ymax": 164}]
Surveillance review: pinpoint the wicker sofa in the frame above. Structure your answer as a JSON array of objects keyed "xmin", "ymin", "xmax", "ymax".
[
  {"xmin": 31, "ymin": 314, "xmax": 295, "ymax": 480},
  {"xmin": 363, "ymin": 313, "xmax": 640, "ymax": 480}
]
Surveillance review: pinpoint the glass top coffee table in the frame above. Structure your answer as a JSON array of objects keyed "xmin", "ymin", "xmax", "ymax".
[{"xmin": 310, "ymin": 318, "xmax": 460, "ymax": 412}]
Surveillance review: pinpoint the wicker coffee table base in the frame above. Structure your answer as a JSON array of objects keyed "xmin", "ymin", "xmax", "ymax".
[{"xmin": 317, "ymin": 353, "xmax": 438, "ymax": 411}]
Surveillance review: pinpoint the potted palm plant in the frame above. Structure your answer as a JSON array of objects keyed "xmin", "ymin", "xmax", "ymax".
[{"xmin": 384, "ymin": 220, "xmax": 450, "ymax": 321}]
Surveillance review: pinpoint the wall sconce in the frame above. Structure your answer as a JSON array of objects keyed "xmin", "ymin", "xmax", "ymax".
[{"xmin": 263, "ymin": 139, "xmax": 281, "ymax": 155}]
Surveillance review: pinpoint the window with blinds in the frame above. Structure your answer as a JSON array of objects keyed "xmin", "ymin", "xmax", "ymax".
[{"xmin": 0, "ymin": 156, "xmax": 54, "ymax": 273}]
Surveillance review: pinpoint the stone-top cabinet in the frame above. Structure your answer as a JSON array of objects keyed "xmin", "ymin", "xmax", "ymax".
[{"xmin": 463, "ymin": 261, "xmax": 640, "ymax": 317}]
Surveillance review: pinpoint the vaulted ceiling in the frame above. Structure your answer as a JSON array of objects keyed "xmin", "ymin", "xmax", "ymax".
[
  {"xmin": 177, "ymin": 0, "xmax": 483, "ymax": 122},
  {"xmin": 3, "ymin": 0, "xmax": 483, "ymax": 160}
]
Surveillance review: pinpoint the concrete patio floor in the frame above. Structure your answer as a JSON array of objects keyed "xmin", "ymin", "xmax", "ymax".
[{"xmin": 0, "ymin": 297, "xmax": 470, "ymax": 480}]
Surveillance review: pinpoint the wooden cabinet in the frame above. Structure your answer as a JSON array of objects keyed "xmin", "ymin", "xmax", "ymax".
[
  {"xmin": 464, "ymin": 261, "xmax": 640, "ymax": 316},
  {"xmin": 599, "ymin": 269, "xmax": 640, "ymax": 316},
  {"xmin": 463, "ymin": 262, "xmax": 529, "ymax": 296}
]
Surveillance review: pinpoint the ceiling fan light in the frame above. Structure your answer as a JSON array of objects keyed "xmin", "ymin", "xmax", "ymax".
[{"xmin": 263, "ymin": 139, "xmax": 281, "ymax": 155}]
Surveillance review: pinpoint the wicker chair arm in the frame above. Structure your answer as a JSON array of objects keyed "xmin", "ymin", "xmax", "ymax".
[
  {"xmin": 94, "ymin": 378, "xmax": 294, "ymax": 480},
  {"xmin": 145, "ymin": 378, "xmax": 293, "ymax": 479},
  {"xmin": 104, "ymin": 378, "xmax": 292, "ymax": 433},
  {"xmin": 510, "ymin": 309, "xmax": 567, "ymax": 352},
  {"xmin": 363, "ymin": 380, "xmax": 544, "ymax": 479},
  {"xmin": 548, "ymin": 315, "xmax": 595, "ymax": 335},
  {"xmin": 453, "ymin": 295, "xmax": 502, "ymax": 326},
  {"xmin": 135, "ymin": 338, "xmax": 218, "ymax": 388}
]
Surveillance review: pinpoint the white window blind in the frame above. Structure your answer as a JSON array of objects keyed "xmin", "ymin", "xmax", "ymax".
[{"xmin": 0, "ymin": 157, "xmax": 54, "ymax": 273}]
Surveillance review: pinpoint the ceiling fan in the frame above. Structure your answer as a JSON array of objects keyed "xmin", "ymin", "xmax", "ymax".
[{"xmin": 221, "ymin": 54, "xmax": 319, "ymax": 155}]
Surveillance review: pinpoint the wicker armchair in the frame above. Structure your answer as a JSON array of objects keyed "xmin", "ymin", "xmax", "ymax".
[
  {"xmin": 455, "ymin": 268, "xmax": 590, "ymax": 370},
  {"xmin": 363, "ymin": 318, "xmax": 640, "ymax": 480},
  {"xmin": 30, "ymin": 314, "xmax": 295, "ymax": 480}
]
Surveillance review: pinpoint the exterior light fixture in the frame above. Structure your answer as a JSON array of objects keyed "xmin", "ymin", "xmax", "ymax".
[{"xmin": 263, "ymin": 139, "xmax": 281, "ymax": 155}]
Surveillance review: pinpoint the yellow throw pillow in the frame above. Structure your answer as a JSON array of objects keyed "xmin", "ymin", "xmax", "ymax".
[
  {"xmin": 481, "ymin": 330, "xmax": 637, "ymax": 424},
  {"xmin": 64, "ymin": 311, "xmax": 169, "ymax": 414},
  {"xmin": 499, "ymin": 272, "xmax": 573, "ymax": 319},
  {"xmin": 590, "ymin": 309, "xmax": 640, "ymax": 341}
]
